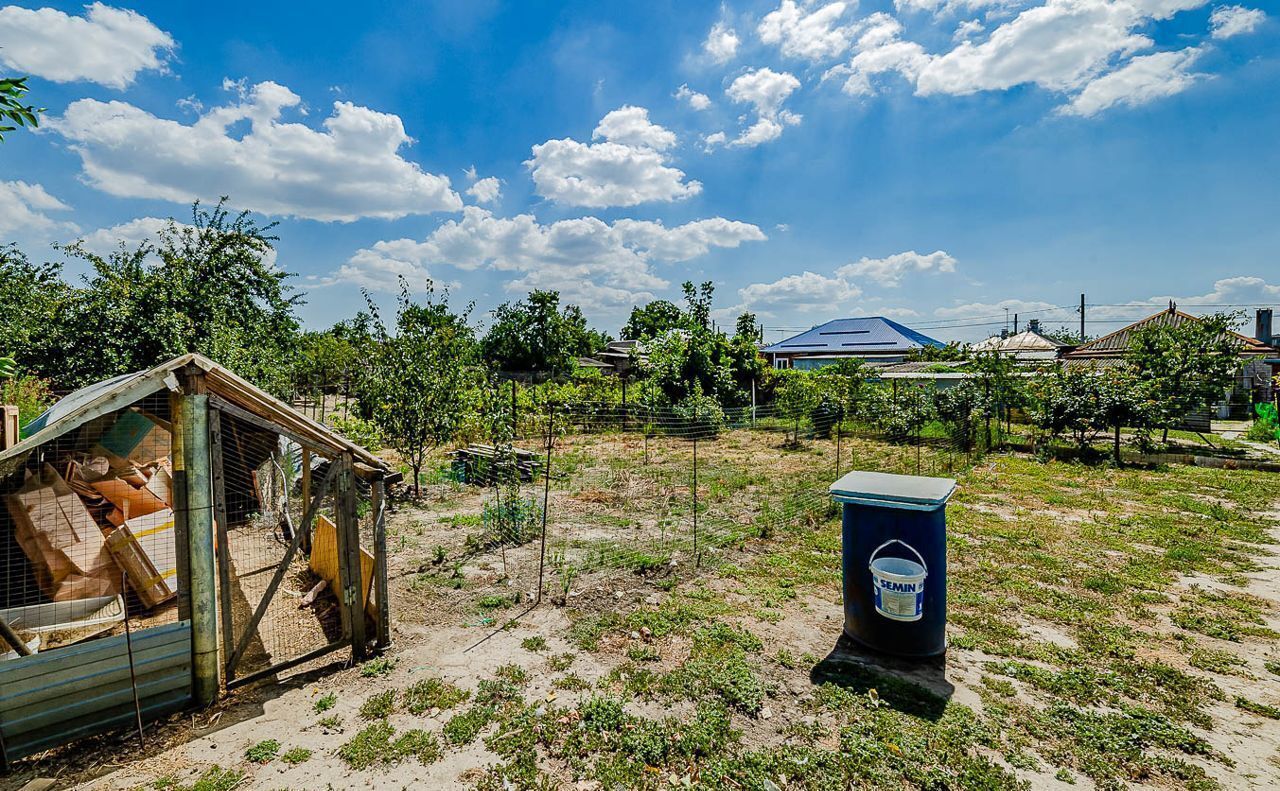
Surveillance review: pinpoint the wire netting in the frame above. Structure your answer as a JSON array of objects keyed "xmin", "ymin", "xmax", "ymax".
[
  {"xmin": 0, "ymin": 393, "xmax": 179, "ymax": 660},
  {"xmin": 435, "ymin": 399, "xmax": 983, "ymax": 605},
  {"xmin": 215, "ymin": 407, "xmax": 353, "ymax": 682}
]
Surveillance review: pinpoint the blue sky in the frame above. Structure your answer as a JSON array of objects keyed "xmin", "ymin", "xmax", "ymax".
[{"xmin": 1, "ymin": 0, "xmax": 1277, "ymax": 344}]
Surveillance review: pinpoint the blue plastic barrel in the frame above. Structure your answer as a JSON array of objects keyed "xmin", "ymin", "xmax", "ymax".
[{"xmin": 829, "ymin": 470, "xmax": 955, "ymax": 657}]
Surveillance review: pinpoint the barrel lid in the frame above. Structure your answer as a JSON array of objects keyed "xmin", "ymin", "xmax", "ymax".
[{"xmin": 829, "ymin": 470, "xmax": 956, "ymax": 511}]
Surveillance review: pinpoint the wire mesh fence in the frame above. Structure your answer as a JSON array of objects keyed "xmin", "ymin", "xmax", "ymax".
[
  {"xmin": 0, "ymin": 392, "xmax": 179, "ymax": 659},
  {"xmin": 432, "ymin": 399, "xmax": 985, "ymax": 607}
]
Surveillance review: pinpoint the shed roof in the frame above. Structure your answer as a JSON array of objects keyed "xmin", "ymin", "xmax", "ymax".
[
  {"xmin": 4, "ymin": 353, "xmax": 389, "ymax": 474},
  {"xmin": 760, "ymin": 317, "xmax": 943, "ymax": 356},
  {"xmin": 1064, "ymin": 308, "xmax": 1275, "ymax": 359}
]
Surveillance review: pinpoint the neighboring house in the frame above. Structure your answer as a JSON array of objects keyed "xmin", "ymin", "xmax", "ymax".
[
  {"xmin": 577, "ymin": 339, "xmax": 646, "ymax": 376},
  {"xmin": 760, "ymin": 317, "xmax": 945, "ymax": 370},
  {"xmin": 1062, "ymin": 306, "xmax": 1278, "ymax": 420},
  {"xmin": 971, "ymin": 322, "xmax": 1072, "ymax": 362}
]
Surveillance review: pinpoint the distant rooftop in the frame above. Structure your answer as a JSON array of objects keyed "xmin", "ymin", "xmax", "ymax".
[
  {"xmin": 1064, "ymin": 308, "xmax": 1276, "ymax": 359},
  {"xmin": 760, "ymin": 317, "xmax": 944, "ymax": 356}
]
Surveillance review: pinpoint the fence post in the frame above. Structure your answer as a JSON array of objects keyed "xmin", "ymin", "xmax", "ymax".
[
  {"xmin": 511, "ymin": 378, "xmax": 518, "ymax": 441},
  {"xmin": 372, "ymin": 477, "xmax": 391, "ymax": 649},
  {"xmin": 208, "ymin": 409, "xmax": 235, "ymax": 682},
  {"xmin": 335, "ymin": 453, "xmax": 367, "ymax": 662},
  {"xmin": 537, "ymin": 405, "xmax": 554, "ymax": 603},
  {"xmin": 178, "ymin": 390, "xmax": 218, "ymax": 705},
  {"xmin": 692, "ymin": 402, "xmax": 699, "ymax": 569},
  {"xmin": 835, "ymin": 408, "xmax": 843, "ymax": 480}
]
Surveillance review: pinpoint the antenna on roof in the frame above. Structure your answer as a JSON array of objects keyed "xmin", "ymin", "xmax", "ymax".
[{"xmin": 1169, "ymin": 300, "xmax": 1176, "ymax": 312}]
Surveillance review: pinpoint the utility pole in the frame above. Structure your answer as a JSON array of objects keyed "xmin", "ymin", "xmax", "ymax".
[
  {"xmin": 1013, "ymin": 313, "xmax": 1018, "ymax": 334},
  {"xmin": 1079, "ymin": 294, "xmax": 1086, "ymax": 341}
]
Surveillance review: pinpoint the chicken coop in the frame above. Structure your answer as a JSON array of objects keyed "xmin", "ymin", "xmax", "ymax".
[{"xmin": 0, "ymin": 354, "xmax": 393, "ymax": 769}]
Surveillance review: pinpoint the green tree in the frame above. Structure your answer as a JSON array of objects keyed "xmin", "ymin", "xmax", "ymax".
[
  {"xmin": 622, "ymin": 300, "xmax": 683, "ymax": 341},
  {"xmin": 0, "ymin": 77, "xmax": 40, "ymax": 141},
  {"xmin": 1125, "ymin": 312, "xmax": 1243, "ymax": 442},
  {"xmin": 1096, "ymin": 367, "xmax": 1151, "ymax": 464},
  {"xmin": 968, "ymin": 351, "xmax": 1024, "ymax": 448},
  {"xmin": 1027, "ymin": 364, "xmax": 1104, "ymax": 449},
  {"xmin": 0, "ymin": 244, "xmax": 73, "ymax": 377},
  {"xmin": 906, "ymin": 341, "xmax": 968, "ymax": 363},
  {"xmin": 481, "ymin": 290, "xmax": 605, "ymax": 377},
  {"xmin": 636, "ymin": 282, "xmax": 744, "ymax": 407},
  {"xmin": 933, "ymin": 381, "xmax": 985, "ymax": 451},
  {"xmin": 57, "ymin": 199, "xmax": 299, "ymax": 390},
  {"xmin": 359, "ymin": 278, "xmax": 476, "ymax": 496},
  {"xmin": 773, "ymin": 369, "xmax": 818, "ymax": 444}
]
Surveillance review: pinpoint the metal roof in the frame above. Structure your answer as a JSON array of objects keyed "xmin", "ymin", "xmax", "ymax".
[
  {"xmin": 971, "ymin": 330, "xmax": 1068, "ymax": 354},
  {"xmin": 4, "ymin": 353, "xmax": 388, "ymax": 473},
  {"xmin": 1064, "ymin": 309, "xmax": 1276, "ymax": 359},
  {"xmin": 760, "ymin": 317, "xmax": 944, "ymax": 356}
]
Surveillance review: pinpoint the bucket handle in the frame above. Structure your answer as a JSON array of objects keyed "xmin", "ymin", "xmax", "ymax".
[{"xmin": 868, "ymin": 539, "xmax": 927, "ymax": 578}]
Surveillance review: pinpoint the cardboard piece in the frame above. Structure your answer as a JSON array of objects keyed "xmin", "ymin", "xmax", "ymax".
[
  {"xmin": 91, "ymin": 463, "xmax": 173, "ymax": 527},
  {"xmin": 93, "ymin": 410, "xmax": 170, "ymax": 467},
  {"xmin": 104, "ymin": 508, "xmax": 178, "ymax": 609},
  {"xmin": 309, "ymin": 515, "xmax": 376, "ymax": 621},
  {"xmin": 3, "ymin": 464, "xmax": 121, "ymax": 602}
]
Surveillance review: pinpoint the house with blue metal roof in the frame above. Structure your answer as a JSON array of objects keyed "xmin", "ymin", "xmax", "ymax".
[{"xmin": 759, "ymin": 317, "xmax": 945, "ymax": 370}]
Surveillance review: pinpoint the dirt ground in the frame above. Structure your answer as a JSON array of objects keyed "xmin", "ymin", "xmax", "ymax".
[{"xmin": 5, "ymin": 429, "xmax": 1280, "ymax": 791}]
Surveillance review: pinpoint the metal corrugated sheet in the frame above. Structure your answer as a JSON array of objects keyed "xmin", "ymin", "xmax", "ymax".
[
  {"xmin": 0, "ymin": 621, "xmax": 191, "ymax": 766},
  {"xmin": 760, "ymin": 317, "xmax": 943, "ymax": 355},
  {"xmin": 2, "ymin": 353, "xmax": 388, "ymax": 473},
  {"xmin": 1065, "ymin": 309, "xmax": 1276, "ymax": 358}
]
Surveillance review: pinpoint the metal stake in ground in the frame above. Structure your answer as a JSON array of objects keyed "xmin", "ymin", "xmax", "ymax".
[
  {"xmin": 536, "ymin": 405, "xmax": 554, "ymax": 603},
  {"xmin": 122, "ymin": 570, "xmax": 145, "ymax": 749},
  {"xmin": 692, "ymin": 401, "xmax": 699, "ymax": 569}
]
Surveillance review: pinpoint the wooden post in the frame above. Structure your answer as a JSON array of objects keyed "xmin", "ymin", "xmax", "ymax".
[
  {"xmin": 372, "ymin": 478, "xmax": 391, "ymax": 649},
  {"xmin": 692, "ymin": 402, "xmax": 699, "ymax": 569},
  {"xmin": 300, "ymin": 448, "xmax": 312, "ymax": 552},
  {"xmin": 334, "ymin": 453, "xmax": 367, "ymax": 662},
  {"xmin": 208, "ymin": 409, "xmax": 235, "ymax": 681},
  {"xmin": 0, "ymin": 404, "xmax": 18, "ymax": 450},
  {"xmin": 536, "ymin": 406, "xmax": 554, "ymax": 603},
  {"xmin": 179, "ymin": 392, "xmax": 218, "ymax": 705}
]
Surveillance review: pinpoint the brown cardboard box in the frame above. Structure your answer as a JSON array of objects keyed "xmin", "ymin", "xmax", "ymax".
[
  {"xmin": 104, "ymin": 509, "xmax": 177, "ymax": 609},
  {"xmin": 90, "ymin": 463, "xmax": 173, "ymax": 527},
  {"xmin": 4, "ymin": 464, "xmax": 121, "ymax": 602}
]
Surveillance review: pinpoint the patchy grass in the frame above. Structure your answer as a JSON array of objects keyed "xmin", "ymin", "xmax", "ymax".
[
  {"xmin": 313, "ymin": 692, "xmax": 337, "ymax": 714},
  {"xmin": 403, "ymin": 677, "xmax": 470, "ymax": 714},
  {"xmin": 280, "ymin": 747, "xmax": 312, "ymax": 765},
  {"xmin": 152, "ymin": 767, "xmax": 245, "ymax": 791},
  {"xmin": 359, "ymin": 656, "xmax": 397, "ymax": 678},
  {"xmin": 358, "ymin": 690, "xmax": 396, "ymax": 720},
  {"xmin": 244, "ymin": 739, "xmax": 279, "ymax": 764}
]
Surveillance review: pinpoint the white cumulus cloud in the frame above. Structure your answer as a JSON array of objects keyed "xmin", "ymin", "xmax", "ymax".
[
  {"xmin": 836, "ymin": 249, "xmax": 957, "ymax": 286},
  {"xmin": 1059, "ymin": 47, "xmax": 1204, "ymax": 117},
  {"xmin": 676, "ymin": 84, "xmax": 712, "ymax": 110},
  {"xmin": 1210, "ymin": 5, "xmax": 1265, "ymax": 38},
  {"xmin": 725, "ymin": 68, "xmax": 803, "ymax": 147},
  {"xmin": 0, "ymin": 180, "xmax": 77, "ymax": 240},
  {"xmin": 824, "ymin": 13, "xmax": 932, "ymax": 96},
  {"xmin": 739, "ymin": 271, "xmax": 863, "ymax": 314},
  {"xmin": 0, "ymin": 2, "xmax": 173, "ymax": 88},
  {"xmin": 704, "ymin": 21, "xmax": 741, "ymax": 63},
  {"xmin": 758, "ymin": 1, "xmax": 857, "ymax": 61},
  {"xmin": 467, "ymin": 177, "xmax": 502, "ymax": 204},
  {"xmin": 48, "ymin": 80, "xmax": 462, "ymax": 222},
  {"xmin": 526, "ymin": 106, "xmax": 700, "ymax": 207},
  {"xmin": 324, "ymin": 208, "xmax": 766, "ymax": 310}
]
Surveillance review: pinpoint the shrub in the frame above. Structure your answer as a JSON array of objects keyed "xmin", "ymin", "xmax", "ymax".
[{"xmin": 673, "ymin": 391, "xmax": 726, "ymax": 438}]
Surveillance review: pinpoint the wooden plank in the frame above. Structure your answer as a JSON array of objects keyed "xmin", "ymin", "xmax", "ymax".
[
  {"xmin": 209, "ymin": 409, "xmax": 235, "ymax": 683},
  {"xmin": 0, "ymin": 622, "xmax": 189, "ymax": 686},
  {"xmin": 207, "ymin": 394, "xmax": 327, "ymax": 457},
  {"xmin": 309, "ymin": 515, "xmax": 375, "ymax": 618},
  {"xmin": 334, "ymin": 454, "xmax": 366, "ymax": 661},
  {"xmin": 372, "ymin": 479, "xmax": 390, "ymax": 649}
]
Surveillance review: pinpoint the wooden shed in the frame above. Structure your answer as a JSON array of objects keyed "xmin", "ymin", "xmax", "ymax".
[{"xmin": 0, "ymin": 354, "xmax": 393, "ymax": 769}]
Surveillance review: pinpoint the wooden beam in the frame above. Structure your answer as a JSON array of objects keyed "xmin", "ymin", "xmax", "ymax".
[
  {"xmin": 208, "ymin": 409, "xmax": 235, "ymax": 683},
  {"xmin": 371, "ymin": 479, "xmax": 390, "ymax": 650},
  {"xmin": 334, "ymin": 454, "xmax": 367, "ymax": 661}
]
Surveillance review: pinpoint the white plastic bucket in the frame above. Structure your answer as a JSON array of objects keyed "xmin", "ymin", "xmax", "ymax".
[{"xmin": 868, "ymin": 539, "xmax": 927, "ymax": 622}]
